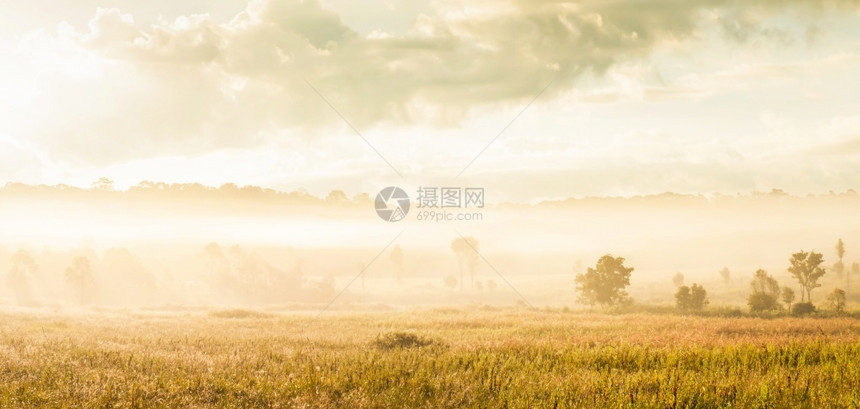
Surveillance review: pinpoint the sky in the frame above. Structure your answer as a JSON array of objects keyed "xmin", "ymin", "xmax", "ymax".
[{"xmin": 1, "ymin": 0, "xmax": 860, "ymax": 201}]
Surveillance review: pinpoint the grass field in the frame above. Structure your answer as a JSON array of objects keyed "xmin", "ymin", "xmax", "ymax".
[{"xmin": 1, "ymin": 308, "xmax": 859, "ymax": 408}]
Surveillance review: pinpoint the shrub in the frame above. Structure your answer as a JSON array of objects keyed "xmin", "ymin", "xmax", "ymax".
[
  {"xmin": 748, "ymin": 293, "xmax": 780, "ymax": 313},
  {"xmin": 374, "ymin": 332, "xmax": 435, "ymax": 350},
  {"xmin": 791, "ymin": 302, "xmax": 816, "ymax": 316},
  {"xmin": 748, "ymin": 269, "xmax": 780, "ymax": 312}
]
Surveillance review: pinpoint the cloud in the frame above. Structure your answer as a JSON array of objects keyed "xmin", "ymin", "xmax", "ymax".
[
  {"xmin": 804, "ymin": 115, "xmax": 860, "ymax": 156},
  {"xmin": 807, "ymin": 137, "xmax": 860, "ymax": 156},
  {"xmin": 11, "ymin": 0, "xmax": 860, "ymax": 165}
]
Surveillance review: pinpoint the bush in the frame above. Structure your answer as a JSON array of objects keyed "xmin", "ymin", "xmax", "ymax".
[
  {"xmin": 374, "ymin": 332, "xmax": 435, "ymax": 350},
  {"xmin": 791, "ymin": 302, "xmax": 816, "ymax": 316},
  {"xmin": 748, "ymin": 269, "xmax": 781, "ymax": 312},
  {"xmin": 748, "ymin": 293, "xmax": 780, "ymax": 312},
  {"xmin": 716, "ymin": 307, "xmax": 745, "ymax": 318}
]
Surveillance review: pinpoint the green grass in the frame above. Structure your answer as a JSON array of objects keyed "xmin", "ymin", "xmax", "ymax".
[{"xmin": 0, "ymin": 309, "xmax": 858, "ymax": 408}]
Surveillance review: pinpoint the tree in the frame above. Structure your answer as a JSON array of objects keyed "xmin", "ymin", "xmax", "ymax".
[
  {"xmin": 826, "ymin": 288, "xmax": 846, "ymax": 314},
  {"xmin": 780, "ymin": 286, "xmax": 795, "ymax": 312},
  {"xmin": 91, "ymin": 177, "xmax": 115, "ymax": 191},
  {"xmin": 8, "ymin": 249, "xmax": 38, "ymax": 304},
  {"xmin": 672, "ymin": 272, "xmax": 684, "ymax": 287},
  {"xmin": 690, "ymin": 284, "xmax": 709, "ymax": 310},
  {"xmin": 719, "ymin": 267, "xmax": 731, "ymax": 284},
  {"xmin": 451, "ymin": 237, "xmax": 479, "ymax": 290},
  {"xmin": 675, "ymin": 286, "xmax": 691, "ymax": 310},
  {"xmin": 325, "ymin": 190, "xmax": 349, "ymax": 204},
  {"xmin": 64, "ymin": 256, "xmax": 95, "ymax": 305},
  {"xmin": 676, "ymin": 283, "xmax": 709, "ymax": 311},
  {"xmin": 833, "ymin": 239, "xmax": 845, "ymax": 279},
  {"xmin": 575, "ymin": 255, "xmax": 634, "ymax": 307},
  {"xmin": 748, "ymin": 269, "xmax": 780, "ymax": 312},
  {"xmin": 788, "ymin": 251, "xmax": 826, "ymax": 303}
]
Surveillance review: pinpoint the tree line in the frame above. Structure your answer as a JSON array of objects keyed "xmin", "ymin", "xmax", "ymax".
[{"xmin": 575, "ymin": 238, "xmax": 852, "ymax": 315}]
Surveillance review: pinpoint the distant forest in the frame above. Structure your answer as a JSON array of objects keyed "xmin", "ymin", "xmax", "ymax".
[{"xmin": 4, "ymin": 179, "xmax": 860, "ymax": 208}]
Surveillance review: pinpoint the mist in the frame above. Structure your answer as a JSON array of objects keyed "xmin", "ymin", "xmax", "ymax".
[{"xmin": 2, "ymin": 183, "xmax": 858, "ymax": 310}]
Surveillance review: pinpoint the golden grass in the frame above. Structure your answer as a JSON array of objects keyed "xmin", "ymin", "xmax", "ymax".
[{"xmin": 0, "ymin": 309, "xmax": 858, "ymax": 408}]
